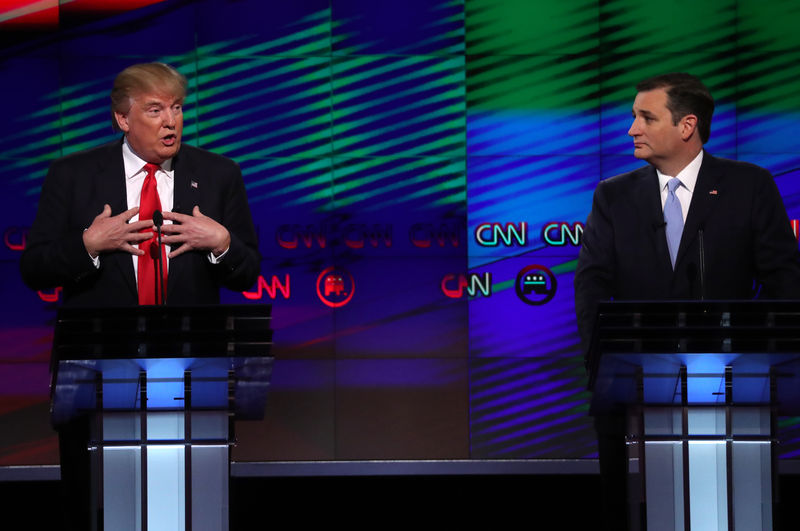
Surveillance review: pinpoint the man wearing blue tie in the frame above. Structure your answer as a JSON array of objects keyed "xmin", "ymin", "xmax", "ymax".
[{"xmin": 574, "ymin": 72, "xmax": 800, "ymax": 530}]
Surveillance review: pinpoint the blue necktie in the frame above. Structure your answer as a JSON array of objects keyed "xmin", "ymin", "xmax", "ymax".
[{"xmin": 664, "ymin": 177, "xmax": 683, "ymax": 269}]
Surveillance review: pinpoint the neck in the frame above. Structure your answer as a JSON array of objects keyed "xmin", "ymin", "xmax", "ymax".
[{"xmin": 654, "ymin": 147, "xmax": 702, "ymax": 177}]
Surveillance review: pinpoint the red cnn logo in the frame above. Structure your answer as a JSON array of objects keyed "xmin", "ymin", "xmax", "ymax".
[
  {"xmin": 440, "ymin": 273, "xmax": 492, "ymax": 298},
  {"xmin": 344, "ymin": 224, "xmax": 392, "ymax": 249},
  {"xmin": 276, "ymin": 225, "xmax": 326, "ymax": 249},
  {"xmin": 38, "ymin": 287, "xmax": 62, "ymax": 302},
  {"xmin": 4, "ymin": 227, "xmax": 27, "ymax": 251},
  {"xmin": 410, "ymin": 223, "xmax": 460, "ymax": 248},
  {"xmin": 242, "ymin": 275, "xmax": 291, "ymax": 300}
]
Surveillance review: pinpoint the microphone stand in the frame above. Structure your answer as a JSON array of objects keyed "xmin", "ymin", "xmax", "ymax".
[
  {"xmin": 153, "ymin": 210, "xmax": 166, "ymax": 305},
  {"xmin": 698, "ymin": 228, "xmax": 706, "ymax": 301}
]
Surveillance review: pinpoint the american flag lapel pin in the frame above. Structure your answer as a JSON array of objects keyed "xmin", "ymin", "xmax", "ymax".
[
  {"xmin": 709, "ymin": 189, "xmax": 718, "ymax": 195},
  {"xmin": 191, "ymin": 180, "xmax": 198, "ymax": 189}
]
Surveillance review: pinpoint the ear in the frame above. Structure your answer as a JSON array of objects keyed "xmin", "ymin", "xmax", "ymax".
[
  {"xmin": 114, "ymin": 110, "xmax": 130, "ymax": 133},
  {"xmin": 680, "ymin": 114, "xmax": 698, "ymax": 141}
]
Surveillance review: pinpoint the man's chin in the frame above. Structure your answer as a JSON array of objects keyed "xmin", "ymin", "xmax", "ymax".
[{"xmin": 159, "ymin": 142, "xmax": 181, "ymax": 160}]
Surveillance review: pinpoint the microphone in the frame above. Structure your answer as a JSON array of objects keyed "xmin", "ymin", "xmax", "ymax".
[
  {"xmin": 698, "ymin": 226, "xmax": 706, "ymax": 301},
  {"xmin": 652, "ymin": 220, "xmax": 667, "ymax": 231},
  {"xmin": 153, "ymin": 210, "xmax": 166, "ymax": 305}
]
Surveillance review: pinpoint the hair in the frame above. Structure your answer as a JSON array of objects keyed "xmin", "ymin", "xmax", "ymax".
[
  {"xmin": 636, "ymin": 73, "xmax": 714, "ymax": 144},
  {"xmin": 110, "ymin": 63, "xmax": 188, "ymax": 131}
]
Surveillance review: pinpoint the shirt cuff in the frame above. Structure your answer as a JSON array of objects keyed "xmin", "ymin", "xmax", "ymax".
[{"xmin": 208, "ymin": 247, "xmax": 230, "ymax": 264}]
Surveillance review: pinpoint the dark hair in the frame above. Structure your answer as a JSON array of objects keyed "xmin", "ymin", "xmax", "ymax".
[
  {"xmin": 110, "ymin": 63, "xmax": 187, "ymax": 132},
  {"xmin": 636, "ymin": 73, "xmax": 714, "ymax": 144}
]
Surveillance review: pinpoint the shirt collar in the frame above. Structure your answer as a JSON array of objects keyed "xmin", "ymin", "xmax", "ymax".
[
  {"xmin": 656, "ymin": 150, "xmax": 703, "ymax": 193},
  {"xmin": 122, "ymin": 137, "xmax": 174, "ymax": 180}
]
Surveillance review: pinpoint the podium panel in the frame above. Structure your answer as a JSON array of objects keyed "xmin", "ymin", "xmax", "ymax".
[
  {"xmin": 50, "ymin": 305, "xmax": 273, "ymax": 531},
  {"xmin": 588, "ymin": 301, "xmax": 800, "ymax": 531}
]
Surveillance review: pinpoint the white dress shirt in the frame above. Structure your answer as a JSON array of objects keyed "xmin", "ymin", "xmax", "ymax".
[
  {"xmin": 123, "ymin": 138, "xmax": 174, "ymax": 281},
  {"xmin": 657, "ymin": 150, "xmax": 703, "ymax": 220}
]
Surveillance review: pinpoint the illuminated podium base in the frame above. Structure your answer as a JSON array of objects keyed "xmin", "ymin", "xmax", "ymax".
[
  {"xmin": 96, "ymin": 408, "xmax": 230, "ymax": 531},
  {"xmin": 50, "ymin": 306, "xmax": 273, "ymax": 531},
  {"xmin": 589, "ymin": 302, "xmax": 800, "ymax": 531},
  {"xmin": 612, "ymin": 361, "xmax": 775, "ymax": 530}
]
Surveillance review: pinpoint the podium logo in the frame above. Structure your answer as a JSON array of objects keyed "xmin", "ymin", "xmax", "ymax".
[
  {"xmin": 542, "ymin": 222, "xmax": 583, "ymax": 247},
  {"xmin": 515, "ymin": 265, "xmax": 557, "ymax": 305},
  {"xmin": 4, "ymin": 227, "xmax": 27, "ymax": 251},
  {"xmin": 316, "ymin": 266, "xmax": 355, "ymax": 308},
  {"xmin": 475, "ymin": 222, "xmax": 527, "ymax": 247},
  {"xmin": 242, "ymin": 275, "xmax": 291, "ymax": 300},
  {"xmin": 441, "ymin": 273, "xmax": 492, "ymax": 298}
]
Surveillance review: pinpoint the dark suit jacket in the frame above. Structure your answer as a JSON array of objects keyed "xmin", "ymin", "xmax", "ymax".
[
  {"xmin": 20, "ymin": 140, "xmax": 261, "ymax": 306},
  {"xmin": 574, "ymin": 152, "xmax": 800, "ymax": 352}
]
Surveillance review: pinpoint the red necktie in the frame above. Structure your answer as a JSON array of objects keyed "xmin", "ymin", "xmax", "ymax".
[{"xmin": 138, "ymin": 163, "xmax": 167, "ymax": 305}]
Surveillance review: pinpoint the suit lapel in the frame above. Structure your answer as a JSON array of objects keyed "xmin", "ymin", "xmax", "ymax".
[
  {"xmin": 634, "ymin": 167, "xmax": 673, "ymax": 272},
  {"xmin": 675, "ymin": 152, "xmax": 723, "ymax": 268},
  {"xmin": 168, "ymin": 148, "xmax": 201, "ymax": 300},
  {"xmin": 95, "ymin": 141, "xmax": 129, "ymax": 214},
  {"xmin": 96, "ymin": 141, "xmax": 138, "ymax": 298}
]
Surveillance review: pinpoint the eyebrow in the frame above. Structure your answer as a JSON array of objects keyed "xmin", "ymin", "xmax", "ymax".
[
  {"xmin": 632, "ymin": 108, "xmax": 657, "ymax": 118},
  {"xmin": 142, "ymin": 98, "xmax": 183, "ymax": 108}
]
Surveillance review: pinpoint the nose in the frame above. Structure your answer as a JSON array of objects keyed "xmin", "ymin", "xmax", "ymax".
[
  {"xmin": 163, "ymin": 108, "xmax": 177, "ymax": 128},
  {"xmin": 628, "ymin": 118, "xmax": 640, "ymax": 137}
]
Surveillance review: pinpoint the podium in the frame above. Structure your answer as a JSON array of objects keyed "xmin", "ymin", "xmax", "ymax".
[
  {"xmin": 588, "ymin": 301, "xmax": 800, "ymax": 531},
  {"xmin": 50, "ymin": 305, "xmax": 273, "ymax": 531}
]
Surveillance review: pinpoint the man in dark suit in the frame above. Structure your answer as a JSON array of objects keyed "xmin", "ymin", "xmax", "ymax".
[
  {"xmin": 21, "ymin": 62, "xmax": 260, "ymax": 305},
  {"xmin": 19, "ymin": 62, "xmax": 260, "ymax": 529},
  {"xmin": 574, "ymin": 72, "xmax": 800, "ymax": 529}
]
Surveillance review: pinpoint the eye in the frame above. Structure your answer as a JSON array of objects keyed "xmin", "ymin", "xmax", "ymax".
[{"xmin": 172, "ymin": 104, "xmax": 182, "ymax": 113}]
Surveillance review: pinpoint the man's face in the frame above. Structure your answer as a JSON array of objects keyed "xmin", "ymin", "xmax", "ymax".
[
  {"xmin": 628, "ymin": 88, "xmax": 686, "ymax": 170},
  {"xmin": 114, "ymin": 90, "xmax": 183, "ymax": 164}
]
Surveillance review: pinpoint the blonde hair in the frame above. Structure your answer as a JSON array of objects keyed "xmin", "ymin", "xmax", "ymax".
[{"xmin": 110, "ymin": 63, "xmax": 188, "ymax": 131}]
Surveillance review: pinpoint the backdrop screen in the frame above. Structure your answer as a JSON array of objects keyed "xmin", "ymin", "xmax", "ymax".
[{"xmin": 1, "ymin": 0, "xmax": 800, "ymax": 465}]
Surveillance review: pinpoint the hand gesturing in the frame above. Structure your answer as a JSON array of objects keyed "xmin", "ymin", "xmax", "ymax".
[
  {"xmin": 82, "ymin": 204, "xmax": 154, "ymax": 258},
  {"xmin": 161, "ymin": 206, "xmax": 230, "ymax": 258}
]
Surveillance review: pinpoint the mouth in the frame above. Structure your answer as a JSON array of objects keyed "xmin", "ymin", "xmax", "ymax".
[{"xmin": 161, "ymin": 134, "xmax": 177, "ymax": 146}]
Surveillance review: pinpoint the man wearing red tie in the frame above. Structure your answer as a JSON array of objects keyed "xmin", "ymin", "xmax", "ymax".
[
  {"xmin": 19, "ymin": 62, "xmax": 260, "ymax": 529},
  {"xmin": 21, "ymin": 62, "xmax": 260, "ymax": 307}
]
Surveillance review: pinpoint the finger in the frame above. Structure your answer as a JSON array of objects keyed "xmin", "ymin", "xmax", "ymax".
[
  {"xmin": 162, "ymin": 210, "xmax": 190, "ymax": 223},
  {"xmin": 159, "ymin": 223, "xmax": 187, "ymax": 234},
  {"xmin": 95, "ymin": 204, "xmax": 112, "ymax": 220},
  {"xmin": 167, "ymin": 243, "xmax": 191, "ymax": 259},
  {"xmin": 128, "ymin": 232, "xmax": 155, "ymax": 242},
  {"xmin": 193, "ymin": 205, "xmax": 203, "ymax": 217},
  {"xmin": 163, "ymin": 233, "xmax": 191, "ymax": 246},
  {"xmin": 119, "ymin": 206, "xmax": 140, "ymax": 222},
  {"xmin": 160, "ymin": 233, "xmax": 184, "ymax": 245},
  {"xmin": 121, "ymin": 243, "xmax": 145, "ymax": 256},
  {"xmin": 127, "ymin": 219, "xmax": 155, "ymax": 232}
]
